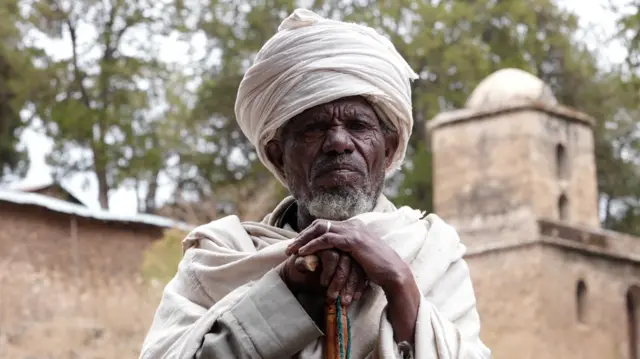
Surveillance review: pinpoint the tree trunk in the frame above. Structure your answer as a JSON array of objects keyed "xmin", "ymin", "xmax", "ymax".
[
  {"xmin": 96, "ymin": 168, "xmax": 109, "ymax": 210},
  {"xmin": 144, "ymin": 172, "xmax": 160, "ymax": 214}
]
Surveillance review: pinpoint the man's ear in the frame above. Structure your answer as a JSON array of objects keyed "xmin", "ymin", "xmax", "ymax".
[
  {"xmin": 384, "ymin": 131, "xmax": 400, "ymax": 167},
  {"xmin": 265, "ymin": 139, "xmax": 286, "ymax": 177}
]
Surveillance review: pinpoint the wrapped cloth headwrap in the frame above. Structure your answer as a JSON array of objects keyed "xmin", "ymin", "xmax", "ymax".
[{"xmin": 234, "ymin": 8, "xmax": 419, "ymax": 186}]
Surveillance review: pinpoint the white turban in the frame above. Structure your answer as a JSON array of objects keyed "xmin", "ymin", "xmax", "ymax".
[{"xmin": 234, "ymin": 8, "xmax": 418, "ymax": 186}]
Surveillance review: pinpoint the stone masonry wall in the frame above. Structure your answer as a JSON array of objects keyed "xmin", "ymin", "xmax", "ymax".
[
  {"xmin": 527, "ymin": 112, "xmax": 599, "ymax": 227},
  {"xmin": 465, "ymin": 244, "xmax": 545, "ymax": 359},
  {"xmin": 0, "ymin": 201, "xmax": 166, "ymax": 359},
  {"xmin": 431, "ymin": 111, "xmax": 537, "ymax": 225},
  {"xmin": 465, "ymin": 239, "xmax": 640, "ymax": 359},
  {"xmin": 431, "ymin": 109, "xmax": 600, "ymax": 233},
  {"xmin": 536, "ymin": 243, "xmax": 640, "ymax": 359},
  {"xmin": 0, "ymin": 201, "xmax": 163, "ymax": 280}
]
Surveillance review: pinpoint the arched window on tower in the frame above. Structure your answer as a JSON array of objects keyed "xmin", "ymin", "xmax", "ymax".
[
  {"xmin": 558, "ymin": 194, "xmax": 568, "ymax": 221},
  {"xmin": 576, "ymin": 280, "xmax": 587, "ymax": 323},
  {"xmin": 627, "ymin": 286, "xmax": 640, "ymax": 359},
  {"xmin": 555, "ymin": 143, "xmax": 568, "ymax": 180}
]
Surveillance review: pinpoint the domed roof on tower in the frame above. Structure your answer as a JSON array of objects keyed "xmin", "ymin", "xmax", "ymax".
[{"xmin": 465, "ymin": 68, "xmax": 557, "ymax": 110}]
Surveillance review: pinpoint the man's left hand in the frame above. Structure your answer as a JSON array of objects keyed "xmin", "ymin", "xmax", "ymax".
[
  {"xmin": 286, "ymin": 218, "xmax": 421, "ymax": 343},
  {"xmin": 286, "ymin": 219, "xmax": 411, "ymax": 294}
]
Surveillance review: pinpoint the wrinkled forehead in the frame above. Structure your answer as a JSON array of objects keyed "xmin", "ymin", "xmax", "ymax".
[
  {"xmin": 295, "ymin": 96, "xmax": 376, "ymax": 121},
  {"xmin": 278, "ymin": 96, "xmax": 395, "ymax": 136}
]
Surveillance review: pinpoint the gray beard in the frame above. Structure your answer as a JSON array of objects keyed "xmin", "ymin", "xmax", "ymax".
[{"xmin": 301, "ymin": 184, "xmax": 381, "ymax": 221}]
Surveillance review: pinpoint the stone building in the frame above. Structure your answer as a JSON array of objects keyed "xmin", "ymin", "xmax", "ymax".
[
  {"xmin": 0, "ymin": 186, "xmax": 189, "ymax": 280},
  {"xmin": 0, "ymin": 185, "xmax": 193, "ymax": 359},
  {"xmin": 428, "ymin": 68, "xmax": 640, "ymax": 359}
]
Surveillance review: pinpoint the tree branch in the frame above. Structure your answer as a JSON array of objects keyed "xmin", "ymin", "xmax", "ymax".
[{"xmin": 65, "ymin": 17, "xmax": 91, "ymax": 109}]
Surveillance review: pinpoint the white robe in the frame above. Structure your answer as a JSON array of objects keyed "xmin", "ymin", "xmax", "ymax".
[{"xmin": 139, "ymin": 196, "xmax": 491, "ymax": 359}]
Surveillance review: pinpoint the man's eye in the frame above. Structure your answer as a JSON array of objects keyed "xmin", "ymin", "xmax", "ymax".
[
  {"xmin": 302, "ymin": 125, "xmax": 325, "ymax": 137},
  {"xmin": 347, "ymin": 121, "xmax": 368, "ymax": 131}
]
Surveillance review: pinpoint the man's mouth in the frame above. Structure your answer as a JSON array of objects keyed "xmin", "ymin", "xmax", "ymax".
[{"xmin": 314, "ymin": 164, "xmax": 361, "ymax": 178}]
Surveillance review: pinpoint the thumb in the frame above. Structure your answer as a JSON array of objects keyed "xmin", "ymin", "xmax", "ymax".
[{"xmin": 295, "ymin": 255, "xmax": 320, "ymax": 272}]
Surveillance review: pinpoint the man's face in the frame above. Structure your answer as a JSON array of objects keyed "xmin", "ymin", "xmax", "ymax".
[{"xmin": 266, "ymin": 96, "xmax": 398, "ymax": 220}]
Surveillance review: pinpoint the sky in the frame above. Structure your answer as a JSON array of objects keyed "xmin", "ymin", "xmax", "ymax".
[{"xmin": 13, "ymin": 0, "xmax": 631, "ymax": 215}]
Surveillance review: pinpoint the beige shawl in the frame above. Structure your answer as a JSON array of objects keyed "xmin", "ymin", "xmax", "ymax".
[{"xmin": 140, "ymin": 196, "xmax": 490, "ymax": 358}]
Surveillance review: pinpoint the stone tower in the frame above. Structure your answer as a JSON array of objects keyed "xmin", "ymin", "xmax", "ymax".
[
  {"xmin": 425, "ymin": 69, "xmax": 640, "ymax": 359},
  {"xmin": 427, "ymin": 68, "xmax": 600, "ymax": 249}
]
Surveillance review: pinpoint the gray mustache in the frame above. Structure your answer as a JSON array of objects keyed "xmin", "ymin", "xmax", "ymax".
[{"xmin": 310, "ymin": 156, "xmax": 365, "ymax": 177}]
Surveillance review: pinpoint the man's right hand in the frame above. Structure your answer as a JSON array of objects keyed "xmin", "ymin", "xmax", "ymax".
[{"xmin": 277, "ymin": 249, "xmax": 367, "ymax": 306}]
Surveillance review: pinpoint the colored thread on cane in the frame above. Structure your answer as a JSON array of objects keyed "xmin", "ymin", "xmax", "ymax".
[
  {"xmin": 335, "ymin": 296, "xmax": 352, "ymax": 359},
  {"xmin": 346, "ymin": 306, "xmax": 352, "ymax": 359}
]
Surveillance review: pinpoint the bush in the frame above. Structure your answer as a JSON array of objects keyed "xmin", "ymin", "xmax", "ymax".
[{"xmin": 141, "ymin": 228, "xmax": 187, "ymax": 284}]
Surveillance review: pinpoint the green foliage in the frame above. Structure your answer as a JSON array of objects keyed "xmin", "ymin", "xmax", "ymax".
[
  {"xmin": 596, "ymin": 1, "xmax": 640, "ymax": 235},
  {"xmin": 1, "ymin": 0, "xmax": 639, "ymax": 235},
  {"xmin": 141, "ymin": 228, "xmax": 187, "ymax": 283},
  {"xmin": 22, "ymin": 0, "xmax": 182, "ymax": 210},
  {"xmin": 615, "ymin": 0, "xmax": 640, "ymax": 69},
  {"xmin": 0, "ymin": 0, "xmax": 37, "ymax": 182},
  {"xmin": 182, "ymin": 0, "xmax": 612, "ymax": 220},
  {"xmin": 168, "ymin": 0, "xmax": 302, "ymax": 200},
  {"xmin": 393, "ymin": 143, "xmax": 434, "ymax": 212}
]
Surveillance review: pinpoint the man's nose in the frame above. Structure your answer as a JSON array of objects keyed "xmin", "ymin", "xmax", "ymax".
[{"xmin": 322, "ymin": 127, "xmax": 355, "ymax": 154}]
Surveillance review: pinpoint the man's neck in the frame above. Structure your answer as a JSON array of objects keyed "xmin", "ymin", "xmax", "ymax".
[
  {"xmin": 292, "ymin": 199, "xmax": 379, "ymax": 231},
  {"xmin": 276, "ymin": 200, "xmax": 312, "ymax": 232},
  {"xmin": 295, "ymin": 205, "xmax": 316, "ymax": 232}
]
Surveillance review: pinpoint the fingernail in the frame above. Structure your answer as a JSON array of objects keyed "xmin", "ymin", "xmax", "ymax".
[{"xmin": 342, "ymin": 295, "xmax": 352, "ymax": 305}]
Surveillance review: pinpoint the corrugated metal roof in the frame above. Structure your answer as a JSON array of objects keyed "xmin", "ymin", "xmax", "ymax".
[
  {"xmin": 11, "ymin": 180, "xmax": 93, "ymax": 208},
  {"xmin": 0, "ymin": 189, "xmax": 194, "ymax": 231}
]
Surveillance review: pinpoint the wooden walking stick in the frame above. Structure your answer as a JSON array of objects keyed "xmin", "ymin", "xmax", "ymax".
[{"xmin": 295, "ymin": 255, "xmax": 351, "ymax": 359}]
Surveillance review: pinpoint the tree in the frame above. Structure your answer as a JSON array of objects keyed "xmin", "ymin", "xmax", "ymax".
[
  {"xmin": 615, "ymin": 0, "xmax": 640, "ymax": 71},
  {"xmin": 0, "ymin": 0, "xmax": 38, "ymax": 183},
  {"xmin": 23, "ymin": 0, "xmax": 181, "ymax": 210},
  {"xmin": 342, "ymin": 0, "xmax": 603, "ymax": 212},
  {"xmin": 168, "ymin": 0, "xmax": 299, "ymax": 200},
  {"xmin": 119, "ymin": 70, "xmax": 195, "ymax": 213},
  {"xmin": 593, "ymin": 0, "xmax": 640, "ymax": 235},
  {"xmin": 176, "ymin": 0, "xmax": 635, "ymax": 229}
]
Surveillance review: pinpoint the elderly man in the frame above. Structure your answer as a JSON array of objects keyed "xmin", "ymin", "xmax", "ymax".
[{"xmin": 140, "ymin": 9, "xmax": 490, "ymax": 359}]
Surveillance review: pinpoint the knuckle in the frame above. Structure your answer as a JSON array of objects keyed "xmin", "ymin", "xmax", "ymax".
[
  {"xmin": 345, "ymin": 286, "xmax": 355, "ymax": 296},
  {"xmin": 335, "ymin": 274, "xmax": 347, "ymax": 285},
  {"xmin": 334, "ymin": 268, "xmax": 348, "ymax": 283},
  {"xmin": 324, "ymin": 251, "xmax": 339, "ymax": 263}
]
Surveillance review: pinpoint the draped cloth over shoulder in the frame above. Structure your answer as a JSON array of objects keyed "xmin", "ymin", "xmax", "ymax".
[
  {"xmin": 234, "ymin": 9, "xmax": 419, "ymax": 186},
  {"xmin": 140, "ymin": 8, "xmax": 489, "ymax": 359},
  {"xmin": 139, "ymin": 195, "xmax": 491, "ymax": 359}
]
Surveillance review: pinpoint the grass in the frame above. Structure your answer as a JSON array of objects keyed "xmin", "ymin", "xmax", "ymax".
[{"xmin": 142, "ymin": 228, "xmax": 187, "ymax": 285}]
